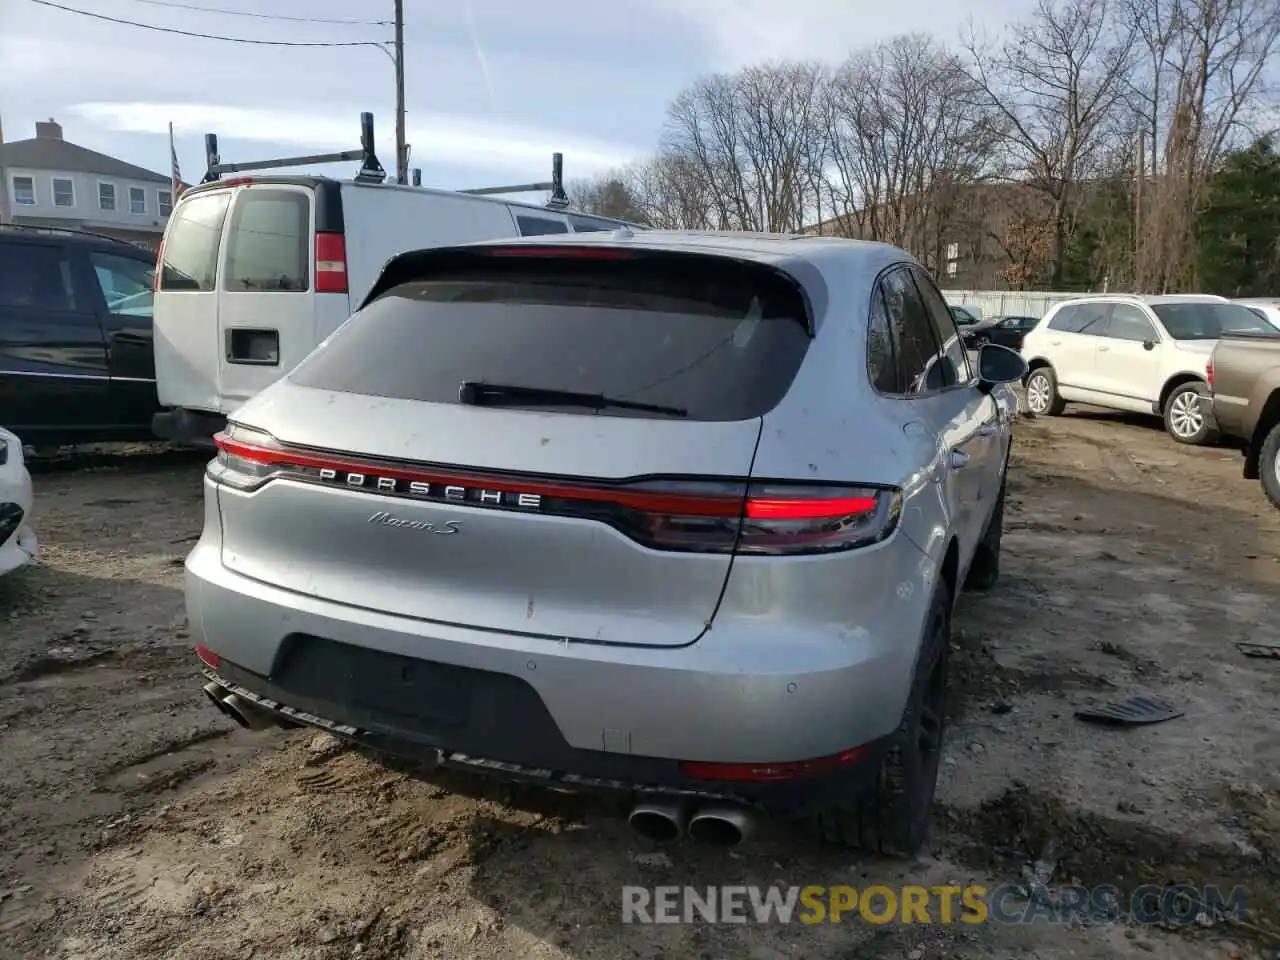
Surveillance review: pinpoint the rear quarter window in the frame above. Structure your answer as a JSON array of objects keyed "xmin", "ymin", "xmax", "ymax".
[
  {"xmin": 289, "ymin": 252, "xmax": 813, "ymax": 422},
  {"xmin": 159, "ymin": 191, "xmax": 231, "ymax": 291}
]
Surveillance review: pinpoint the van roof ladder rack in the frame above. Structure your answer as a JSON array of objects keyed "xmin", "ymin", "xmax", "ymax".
[
  {"xmin": 458, "ymin": 152, "xmax": 571, "ymax": 211},
  {"xmin": 201, "ymin": 112, "xmax": 386, "ymax": 185}
]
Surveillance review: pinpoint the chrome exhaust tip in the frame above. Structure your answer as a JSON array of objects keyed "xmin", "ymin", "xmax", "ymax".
[
  {"xmin": 628, "ymin": 798, "xmax": 689, "ymax": 842},
  {"xmin": 222, "ymin": 692, "xmax": 278, "ymax": 732},
  {"xmin": 687, "ymin": 804, "xmax": 754, "ymax": 847},
  {"xmin": 202, "ymin": 681, "xmax": 246, "ymax": 727}
]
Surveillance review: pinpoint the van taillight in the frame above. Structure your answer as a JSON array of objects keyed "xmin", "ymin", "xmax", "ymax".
[
  {"xmin": 315, "ymin": 232, "xmax": 348, "ymax": 294},
  {"xmin": 1206, "ymin": 357, "xmax": 1214, "ymax": 389}
]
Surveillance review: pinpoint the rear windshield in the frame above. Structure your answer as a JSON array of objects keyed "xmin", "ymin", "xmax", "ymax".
[
  {"xmin": 290, "ymin": 252, "xmax": 812, "ymax": 421},
  {"xmin": 1152, "ymin": 303, "xmax": 1273, "ymax": 339}
]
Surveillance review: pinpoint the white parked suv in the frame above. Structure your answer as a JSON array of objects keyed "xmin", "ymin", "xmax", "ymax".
[{"xmin": 1019, "ymin": 294, "xmax": 1274, "ymax": 444}]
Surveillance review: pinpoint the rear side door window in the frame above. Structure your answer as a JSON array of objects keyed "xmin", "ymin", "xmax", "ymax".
[
  {"xmin": 0, "ymin": 242, "xmax": 79, "ymax": 313},
  {"xmin": 1047, "ymin": 305, "xmax": 1081, "ymax": 332},
  {"xmin": 880, "ymin": 267, "xmax": 949, "ymax": 393},
  {"xmin": 910, "ymin": 267, "xmax": 972, "ymax": 383},
  {"xmin": 223, "ymin": 189, "xmax": 311, "ymax": 292},
  {"xmin": 159, "ymin": 191, "xmax": 231, "ymax": 291},
  {"xmin": 515, "ymin": 214, "xmax": 569, "ymax": 236},
  {"xmin": 1105, "ymin": 304, "xmax": 1158, "ymax": 343}
]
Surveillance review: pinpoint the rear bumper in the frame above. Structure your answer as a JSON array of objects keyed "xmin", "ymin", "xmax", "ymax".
[
  {"xmin": 152, "ymin": 408, "xmax": 226, "ymax": 448},
  {"xmin": 184, "ymin": 528, "xmax": 934, "ymax": 810},
  {"xmin": 198, "ymin": 662, "xmax": 891, "ymax": 811}
]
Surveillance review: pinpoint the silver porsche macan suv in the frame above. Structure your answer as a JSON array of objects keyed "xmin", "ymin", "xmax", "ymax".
[{"xmin": 188, "ymin": 230, "xmax": 1025, "ymax": 856}]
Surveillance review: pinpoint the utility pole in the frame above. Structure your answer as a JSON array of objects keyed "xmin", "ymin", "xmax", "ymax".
[
  {"xmin": 1134, "ymin": 132, "xmax": 1144, "ymax": 281},
  {"xmin": 394, "ymin": 0, "xmax": 407, "ymax": 184}
]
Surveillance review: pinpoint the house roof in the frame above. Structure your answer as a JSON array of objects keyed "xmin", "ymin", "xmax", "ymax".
[{"xmin": 0, "ymin": 137, "xmax": 171, "ymax": 184}]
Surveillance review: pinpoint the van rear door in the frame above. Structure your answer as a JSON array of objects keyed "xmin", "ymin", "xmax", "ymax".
[
  {"xmin": 216, "ymin": 183, "xmax": 321, "ymax": 410},
  {"xmin": 153, "ymin": 188, "xmax": 233, "ymax": 411}
]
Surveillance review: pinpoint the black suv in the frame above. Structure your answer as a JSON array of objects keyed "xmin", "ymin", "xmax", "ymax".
[{"xmin": 0, "ymin": 226, "xmax": 160, "ymax": 446}]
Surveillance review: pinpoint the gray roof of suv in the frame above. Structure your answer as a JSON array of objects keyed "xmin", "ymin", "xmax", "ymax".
[{"xmin": 0, "ymin": 138, "xmax": 171, "ymax": 184}]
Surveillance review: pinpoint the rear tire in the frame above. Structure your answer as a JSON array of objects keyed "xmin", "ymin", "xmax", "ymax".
[
  {"xmin": 1024, "ymin": 367, "xmax": 1065, "ymax": 416},
  {"xmin": 810, "ymin": 581, "xmax": 950, "ymax": 858},
  {"xmin": 1259, "ymin": 422, "xmax": 1280, "ymax": 511},
  {"xmin": 1164, "ymin": 382, "xmax": 1218, "ymax": 446}
]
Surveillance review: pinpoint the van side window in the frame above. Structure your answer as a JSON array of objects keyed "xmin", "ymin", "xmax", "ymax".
[
  {"xmin": 160, "ymin": 191, "xmax": 231, "ymax": 292},
  {"xmin": 516, "ymin": 214, "xmax": 569, "ymax": 236},
  {"xmin": 224, "ymin": 190, "xmax": 310, "ymax": 292},
  {"xmin": 568, "ymin": 214, "xmax": 618, "ymax": 232}
]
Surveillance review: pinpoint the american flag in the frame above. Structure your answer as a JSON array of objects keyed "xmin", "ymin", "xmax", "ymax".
[{"xmin": 169, "ymin": 121, "xmax": 184, "ymax": 200}]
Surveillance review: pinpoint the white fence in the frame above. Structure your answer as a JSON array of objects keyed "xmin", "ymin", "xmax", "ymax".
[{"xmin": 941, "ymin": 289, "xmax": 1083, "ymax": 320}]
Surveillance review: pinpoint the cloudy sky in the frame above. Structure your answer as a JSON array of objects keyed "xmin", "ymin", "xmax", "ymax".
[{"xmin": 1, "ymin": 0, "xmax": 1036, "ymax": 193}]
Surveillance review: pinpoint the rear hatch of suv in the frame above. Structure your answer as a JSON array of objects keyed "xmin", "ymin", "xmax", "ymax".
[{"xmin": 210, "ymin": 244, "xmax": 814, "ymax": 647}]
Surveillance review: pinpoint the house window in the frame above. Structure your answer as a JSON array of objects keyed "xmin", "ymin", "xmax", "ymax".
[
  {"xmin": 129, "ymin": 187, "xmax": 147, "ymax": 215},
  {"xmin": 944, "ymin": 241, "xmax": 960, "ymax": 279},
  {"xmin": 158, "ymin": 190, "xmax": 173, "ymax": 216},
  {"xmin": 98, "ymin": 182, "xmax": 116, "ymax": 211},
  {"xmin": 12, "ymin": 176, "xmax": 35, "ymax": 206},
  {"xmin": 52, "ymin": 178, "xmax": 75, "ymax": 207}
]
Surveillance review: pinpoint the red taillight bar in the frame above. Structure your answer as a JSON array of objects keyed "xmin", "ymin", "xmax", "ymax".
[
  {"xmin": 1206, "ymin": 357, "xmax": 1214, "ymax": 389},
  {"xmin": 195, "ymin": 643, "xmax": 221, "ymax": 668},
  {"xmin": 746, "ymin": 495, "xmax": 878, "ymax": 520},
  {"xmin": 213, "ymin": 432, "xmax": 884, "ymax": 522}
]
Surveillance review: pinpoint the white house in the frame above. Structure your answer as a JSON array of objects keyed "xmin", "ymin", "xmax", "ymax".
[{"xmin": 0, "ymin": 119, "xmax": 183, "ymax": 250}]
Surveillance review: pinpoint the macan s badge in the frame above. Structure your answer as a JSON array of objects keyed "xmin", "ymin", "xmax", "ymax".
[{"xmin": 367, "ymin": 511, "xmax": 461, "ymax": 534}]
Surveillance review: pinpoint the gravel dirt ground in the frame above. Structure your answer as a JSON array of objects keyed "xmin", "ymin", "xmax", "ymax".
[{"xmin": 1, "ymin": 411, "xmax": 1278, "ymax": 960}]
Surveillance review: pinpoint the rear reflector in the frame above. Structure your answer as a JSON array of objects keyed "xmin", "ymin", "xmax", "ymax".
[
  {"xmin": 210, "ymin": 426, "xmax": 901, "ymax": 556},
  {"xmin": 195, "ymin": 643, "xmax": 221, "ymax": 668},
  {"xmin": 680, "ymin": 746, "xmax": 867, "ymax": 783},
  {"xmin": 1206, "ymin": 357, "xmax": 1214, "ymax": 389},
  {"xmin": 315, "ymin": 231, "xmax": 348, "ymax": 293}
]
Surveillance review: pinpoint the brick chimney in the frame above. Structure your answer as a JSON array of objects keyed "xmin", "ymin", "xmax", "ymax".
[{"xmin": 36, "ymin": 118, "xmax": 63, "ymax": 140}]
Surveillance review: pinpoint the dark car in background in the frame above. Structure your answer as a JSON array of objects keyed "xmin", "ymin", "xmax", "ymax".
[
  {"xmin": 0, "ymin": 226, "xmax": 159, "ymax": 446},
  {"xmin": 962, "ymin": 315, "xmax": 1041, "ymax": 351}
]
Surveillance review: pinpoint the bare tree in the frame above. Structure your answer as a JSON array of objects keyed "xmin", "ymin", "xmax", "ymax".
[
  {"xmin": 1123, "ymin": 0, "xmax": 1280, "ymax": 289},
  {"xmin": 662, "ymin": 61, "xmax": 828, "ymax": 232},
  {"xmin": 821, "ymin": 34, "xmax": 999, "ymax": 270},
  {"xmin": 566, "ymin": 175, "xmax": 650, "ymax": 223},
  {"xmin": 963, "ymin": 0, "xmax": 1137, "ymax": 287}
]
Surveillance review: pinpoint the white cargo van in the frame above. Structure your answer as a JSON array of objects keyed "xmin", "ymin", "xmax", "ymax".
[{"xmin": 150, "ymin": 175, "xmax": 636, "ymax": 444}]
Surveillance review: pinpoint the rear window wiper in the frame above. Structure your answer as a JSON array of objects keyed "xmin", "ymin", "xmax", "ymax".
[{"xmin": 458, "ymin": 381, "xmax": 687, "ymax": 417}]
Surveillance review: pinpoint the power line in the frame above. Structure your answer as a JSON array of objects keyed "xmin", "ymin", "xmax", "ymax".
[
  {"xmin": 28, "ymin": 0, "xmax": 390, "ymax": 46},
  {"xmin": 118, "ymin": 0, "xmax": 391, "ymax": 26}
]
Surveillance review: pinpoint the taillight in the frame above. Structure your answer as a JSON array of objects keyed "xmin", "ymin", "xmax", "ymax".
[
  {"xmin": 315, "ymin": 231, "xmax": 348, "ymax": 293},
  {"xmin": 1206, "ymin": 357, "xmax": 1214, "ymax": 390},
  {"xmin": 196, "ymin": 643, "xmax": 221, "ymax": 668},
  {"xmin": 210, "ymin": 428, "xmax": 901, "ymax": 556}
]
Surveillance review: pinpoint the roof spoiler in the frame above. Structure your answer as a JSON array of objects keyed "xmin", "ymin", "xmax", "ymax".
[{"xmin": 201, "ymin": 112, "xmax": 387, "ymax": 184}]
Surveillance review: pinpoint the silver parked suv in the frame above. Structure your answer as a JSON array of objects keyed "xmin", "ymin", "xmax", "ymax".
[{"xmin": 188, "ymin": 230, "xmax": 1026, "ymax": 856}]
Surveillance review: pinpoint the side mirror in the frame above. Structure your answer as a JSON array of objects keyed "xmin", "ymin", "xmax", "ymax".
[
  {"xmin": 1142, "ymin": 340, "xmax": 1155, "ymax": 351},
  {"xmin": 976, "ymin": 342, "xmax": 1028, "ymax": 392}
]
